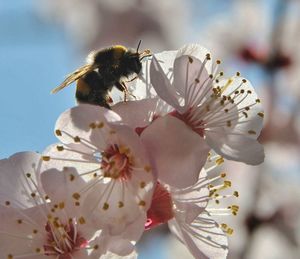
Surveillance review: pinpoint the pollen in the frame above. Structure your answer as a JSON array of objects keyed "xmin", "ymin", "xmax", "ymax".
[
  {"xmin": 42, "ymin": 156, "xmax": 50, "ymax": 161},
  {"xmin": 74, "ymin": 136, "xmax": 81, "ymax": 142},
  {"xmin": 55, "ymin": 129, "xmax": 62, "ymax": 136},
  {"xmin": 78, "ymin": 216, "xmax": 86, "ymax": 224},
  {"xmin": 97, "ymin": 122, "xmax": 104, "ymax": 128},
  {"xmin": 144, "ymin": 165, "xmax": 152, "ymax": 172},
  {"xmin": 56, "ymin": 145, "xmax": 64, "ymax": 151},
  {"xmin": 72, "ymin": 192, "xmax": 81, "ymax": 200},
  {"xmin": 216, "ymin": 157, "xmax": 224, "ymax": 165},
  {"xmin": 69, "ymin": 174, "xmax": 75, "ymax": 181},
  {"xmin": 226, "ymin": 228, "xmax": 234, "ymax": 235},
  {"xmin": 35, "ymin": 248, "xmax": 41, "ymax": 253},
  {"xmin": 103, "ymin": 203, "xmax": 109, "ymax": 210},
  {"xmin": 243, "ymin": 112, "xmax": 248, "ymax": 118},
  {"xmin": 233, "ymin": 191, "xmax": 239, "ymax": 197},
  {"xmin": 188, "ymin": 56, "xmax": 193, "ymax": 63},
  {"xmin": 257, "ymin": 112, "xmax": 264, "ymax": 118},
  {"xmin": 7, "ymin": 254, "xmax": 13, "ymax": 259},
  {"xmin": 248, "ymin": 130, "xmax": 256, "ymax": 135},
  {"xmin": 89, "ymin": 122, "xmax": 96, "ymax": 129},
  {"xmin": 118, "ymin": 201, "xmax": 124, "ymax": 208},
  {"xmin": 5, "ymin": 201, "xmax": 10, "ymax": 206},
  {"xmin": 139, "ymin": 200, "xmax": 146, "ymax": 207},
  {"xmin": 59, "ymin": 202, "xmax": 65, "ymax": 209},
  {"xmin": 224, "ymin": 180, "xmax": 232, "ymax": 187},
  {"xmin": 140, "ymin": 181, "xmax": 146, "ymax": 188}
]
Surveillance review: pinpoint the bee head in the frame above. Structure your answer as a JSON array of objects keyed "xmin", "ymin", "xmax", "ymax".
[{"xmin": 125, "ymin": 52, "xmax": 142, "ymax": 74}]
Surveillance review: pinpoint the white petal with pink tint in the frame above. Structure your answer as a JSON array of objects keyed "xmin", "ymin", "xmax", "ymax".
[
  {"xmin": 42, "ymin": 105, "xmax": 155, "ymax": 240},
  {"xmin": 168, "ymin": 212, "xmax": 228, "ymax": 259},
  {"xmin": 149, "ymin": 44, "xmax": 264, "ymax": 165},
  {"xmin": 141, "ymin": 115, "xmax": 210, "ymax": 188},
  {"xmin": 0, "ymin": 152, "xmax": 106, "ymax": 258}
]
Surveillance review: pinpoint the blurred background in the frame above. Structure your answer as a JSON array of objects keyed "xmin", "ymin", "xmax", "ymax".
[{"xmin": 0, "ymin": 0, "xmax": 300, "ymax": 258}]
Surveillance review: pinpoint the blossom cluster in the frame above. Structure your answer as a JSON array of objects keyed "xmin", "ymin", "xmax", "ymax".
[{"xmin": 0, "ymin": 44, "xmax": 264, "ymax": 258}]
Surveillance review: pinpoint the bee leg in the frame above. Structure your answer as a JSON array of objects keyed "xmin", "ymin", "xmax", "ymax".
[{"xmin": 121, "ymin": 81, "xmax": 137, "ymax": 100}]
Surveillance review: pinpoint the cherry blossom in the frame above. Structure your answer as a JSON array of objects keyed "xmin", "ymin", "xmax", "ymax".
[
  {"xmin": 0, "ymin": 152, "xmax": 108, "ymax": 258},
  {"xmin": 148, "ymin": 44, "xmax": 264, "ymax": 165},
  {"xmin": 145, "ymin": 153, "xmax": 239, "ymax": 259},
  {"xmin": 40, "ymin": 104, "xmax": 155, "ymax": 241}
]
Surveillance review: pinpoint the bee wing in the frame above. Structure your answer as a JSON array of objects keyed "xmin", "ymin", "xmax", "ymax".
[{"xmin": 51, "ymin": 64, "xmax": 97, "ymax": 94}]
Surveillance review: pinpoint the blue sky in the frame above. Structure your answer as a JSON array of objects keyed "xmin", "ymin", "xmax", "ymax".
[{"xmin": 0, "ymin": 0, "xmax": 80, "ymax": 158}]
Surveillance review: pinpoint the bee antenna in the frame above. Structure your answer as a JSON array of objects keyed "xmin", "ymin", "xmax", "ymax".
[{"xmin": 136, "ymin": 40, "xmax": 142, "ymax": 53}]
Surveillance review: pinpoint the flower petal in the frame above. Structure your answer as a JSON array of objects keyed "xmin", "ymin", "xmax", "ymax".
[
  {"xmin": 150, "ymin": 55, "xmax": 182, "ymax": 110},
  {"xmin": 173, "ymin": 44, "xmax": 213, "ymax": 99},
  {"xmin": 129, "ymin": 58, "xmax": 157, "ymax": 100},
  {"xmin": 205, "ymin": 129, "xmax": 265, "ymax": 165},
  {"xmin": 54, "ymin": 104, "xmax": 122, "ymax": 150},
  {"xmin": 0, "ymin": 152, "xmax": 42, "ymax": 209},
  {"xmin": 141, "ymin": 115, "xmax": 210, "ymax": 188},
  {"xmin": 169, "ymin": 212, "xmax": 228, "ymax": 259},
  {"xmin": 112, "ymin": 98, "xmax": 161, "ymax": 130},
  {"xmin": 217, "ymin": 76, "xmax": 264, "ymax": 139}
]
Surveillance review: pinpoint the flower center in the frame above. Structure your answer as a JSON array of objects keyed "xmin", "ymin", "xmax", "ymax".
[
  {"xmin": 145, "ymin": 182, "xmax": 174, "ymax": 230},
  {"xmin": 44, "ymin": 219, "xmax": 87, "ymax": 258},
  {"xmin": 101, "ymin": 144, "xmax": 132, "ymax": 180}
]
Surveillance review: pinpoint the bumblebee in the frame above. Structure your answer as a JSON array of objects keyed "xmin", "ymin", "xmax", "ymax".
[{"xmin": 51, "ymin": 41, "xmax": 151, "ymax": 108}]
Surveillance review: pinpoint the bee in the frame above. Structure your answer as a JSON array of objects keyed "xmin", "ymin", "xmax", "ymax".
[{"xmin": 51, "ymin": 41, "xmax": 151, "ymax": 108}]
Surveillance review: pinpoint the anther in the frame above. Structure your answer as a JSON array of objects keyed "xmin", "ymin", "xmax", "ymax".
[
  {"xmin": 139, "ymin": 200, "xmax": 146, "ymax": 207},
  {"xmin": 216, "ymin": 157, "xmax": 224, "ymax": 165},
  {"xmin": 248, "ymin": 130, "xmax": 256, "ymax": 135},
  {"xmin": 257, "ymin": 112, "xmax": 264, "ymax": 118},
  {"xmin": 97, "ymin": 122, "xmax": 104, "ymax": 128},
  {"xmin": 55, "ymin": 129, "xmax": 62, "ymax": 136},
  {"xmin": 144, "ymin": 165, "xmax": 152, "ymax": 172},
  {"xmin": 74, "ymin": 136, "xmax": 81, "ymax": 142},
  {"xmin": 72, "ymin": 193, "xmax": 81, "ymax": 200},
  {"xmin": 56, "ymin": 145, "xmax": 64, "ymax": 151},
  {"xmin": 79, "ymin": 217, "xmax": 86, "ymax": 224},
  {"xmin": 103, "ymin": 203, "xmax": 109, "ymax": 210}
]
